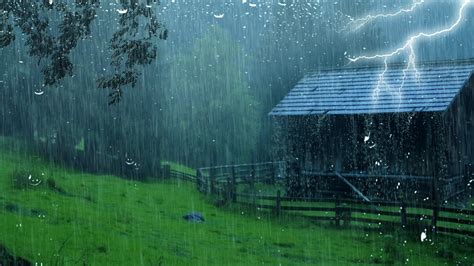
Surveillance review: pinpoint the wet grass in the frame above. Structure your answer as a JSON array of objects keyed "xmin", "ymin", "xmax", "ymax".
[{"xmin": 0, "ymin": 137, "xmax": 472, "ymax": 265}]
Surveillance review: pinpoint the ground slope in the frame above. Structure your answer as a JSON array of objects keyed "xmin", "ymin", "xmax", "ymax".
[{"xmin": 0, "ymin": 138, "xmax": 472, "ymax": 265}]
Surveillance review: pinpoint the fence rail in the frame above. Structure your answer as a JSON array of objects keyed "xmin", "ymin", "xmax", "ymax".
[{"xmin": 169, "ymin": 169, "xmax": 196, "ymax": 182}]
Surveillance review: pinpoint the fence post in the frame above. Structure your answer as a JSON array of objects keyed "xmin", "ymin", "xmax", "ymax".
[
  {"xmin": 250, "ymin": 164, "xmax": 257, "ymax": 206},
  {"xmin": 250, "ymin": 164, "xmax": 256, "ymax": 193},
  {"xmin": 231, "ymin": 165, "xmax": 237, "ymax": 203},
  {"xmin": 271, "ymin": 162, "xmax": 276, "ymax": 185},
  {"xmin": 196, "ymin": 169, "xmax": 202, "ymax": 192},
  {"xmin": 431, "ymin": 206, "xmax": 439, "ymax": 232},
  {"xmin": 225, "ymin": 172, "xmax": 233, "ymax": 203},
  {"xmin": 335, "ymin": 197, "xmax": 341, "ymax": 227},
  {"xmin": 210, "ymin": 167, "xmax": 216, "ymax": 195},
  {"xmin": 163, "ymin": 164, "xmax": 171, "ymax": 179},
  {"xmin": 400, "ymin": 200, "xmax": 407, "ymax": 229},
  {"xmin": 275, "ymin": 189, "xmax": 281, "ymax": 217},
  {"xmin": 431, "ymin": 202, "xmax": 439, "ymax": 232}
]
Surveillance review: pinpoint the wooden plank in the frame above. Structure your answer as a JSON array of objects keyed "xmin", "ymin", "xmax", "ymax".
[
  {"xmin": 235, "ymin": 193, "xmax": 339, "ymax": 203},
  {"xmin": 281, "ymin": 206, "xmax": 335, "ymax": 212},
  {"xmin": 306, "ymin": 216, "xmax": 399, "ymax": 226},
  {"xmin": 438, "ymin": 207, "xmax": 474, "ymax": 216},
  {"xmin": 347, "ymin": 217, "xmax": 399, "ymax": 226},
  {"xmin": 437, "ymin": 227, "xmax": 474, "ymax": 237},
  {"xmin": 437, "ymin": 216, "xmax": 473, "ymax": 225},
  {"xmin": 303, "ymin": 171, "xmax": 433, "ymax": 181},
  {"xmin": 235, "ymin": 201, "xmax": 274, "ymax": 209},
  {"xmin": 340, "ymin": 207, "xmax": 401, "ymax": 217},
  {"xmin": 334, "ymin": 172, "xmax": 370, "ymax": 202},
  {"xmin": 198, "ymin": 161, "xmax": 284, "ymax": 171}
]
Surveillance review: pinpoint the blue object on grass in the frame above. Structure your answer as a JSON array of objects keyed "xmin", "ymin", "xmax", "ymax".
[{"xmin": 183, "ymin": 212, "xmax": 205, "ymax": 222}]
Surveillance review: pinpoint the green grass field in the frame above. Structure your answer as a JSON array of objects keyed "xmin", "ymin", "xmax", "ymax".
[{"xmin": 0, "ymin": 137, "xmax": 472, "ymax": 265}]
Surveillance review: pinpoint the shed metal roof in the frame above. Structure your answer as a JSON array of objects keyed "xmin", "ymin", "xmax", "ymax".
[{"xmin": 269, "ymin": 62, "xmax": 474, "ymax": 116}]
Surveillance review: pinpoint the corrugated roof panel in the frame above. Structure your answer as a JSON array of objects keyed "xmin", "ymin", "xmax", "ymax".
[{"xmin": 269, "ymin": 62, "xmax": 474, "ymax": 116}]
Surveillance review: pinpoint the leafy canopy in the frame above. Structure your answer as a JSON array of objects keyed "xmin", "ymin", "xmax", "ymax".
[{"xmin": 0, "ymin": 0, "xmax": 167, "ymax": 104}]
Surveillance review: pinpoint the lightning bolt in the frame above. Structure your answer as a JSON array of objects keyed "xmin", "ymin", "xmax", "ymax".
[
  {"xmin": 346, "ymin": 0, "xmax": 425, "ymax": 32},
  {"xmin": 347, "ymin": 0, "xmax": 472, "ymax": 98}
]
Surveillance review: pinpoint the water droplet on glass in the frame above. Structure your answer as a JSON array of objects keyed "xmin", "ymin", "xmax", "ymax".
[
  {"xmin": 34, "ymin": 89, "xmax": 45, "ymax": 96},
  {"xmin": 364, "ymin": 135, "xmax": 370, "ymax": 143}
]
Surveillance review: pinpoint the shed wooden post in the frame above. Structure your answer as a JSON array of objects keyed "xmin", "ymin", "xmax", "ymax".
[
  {"xmin": 464, "ymin": 164, "xmax": 472, "ymax": 196},
  {"xmin": 400, "ymin": 200, "xmax": 407, "ymax": 229},
  {"xmin": 285, "ymin": 160, "xmax": 291, "ymax": 195},
  {"xmin": 275, "ymin": 190, "xmax": 281, "ymax": 217},
  {"xmin": 431, "ymin": 177, "xmax": 439, "ymax": 232},
  {"xmin": 231, "ymin": 165, "xmax": 237, "ymax": 203},
  {"xmin": 334, "ymin": 197, "xmax": 341, "ymax": 227}
]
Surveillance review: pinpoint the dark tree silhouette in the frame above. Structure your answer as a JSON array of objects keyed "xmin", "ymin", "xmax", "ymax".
[
  {"xmin": 0, "ymin": 0, "xmax": 167, "ymax": 104},
  {"xmin": 98, "ymin": 1, "xmax": 167, "ymax": 104}
]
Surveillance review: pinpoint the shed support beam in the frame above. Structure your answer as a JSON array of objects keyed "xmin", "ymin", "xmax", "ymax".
[{"xmin": 335, "ymin": 172, "xmax": 370, "ymax": 202}]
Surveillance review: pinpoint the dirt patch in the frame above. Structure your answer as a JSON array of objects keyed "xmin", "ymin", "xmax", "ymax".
[
  {"xmin": 273, "ymin": 242, "xmax": 296, "ymax": 248},
  {"xmin": 2, "ymin": 202, "xmax": 46, "ymax": 218},
  {"xmin": 280, "ymin": 252, "xmax": 314, "ymax": 263},
  {"xmin": 4, "ymin": 202, "xmax": 19, "ymax": 213},
  {"xmin": 97, "ymin": 245, "xmax": 108, "ymax": 254}
]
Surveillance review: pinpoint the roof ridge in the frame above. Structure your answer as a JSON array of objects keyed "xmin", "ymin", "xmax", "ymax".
[{"xmin": 307, "ymin": 58, "xmax": 474, "ymax": 74}]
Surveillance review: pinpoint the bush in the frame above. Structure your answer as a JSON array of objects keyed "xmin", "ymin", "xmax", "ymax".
[
  {"xmin": 46, "ymin": 177, "xmax": 57, "ymax": 190},
  {"xmin": 435, "ymin": 244, "xmax": 455, "ymax": 261},
  {"xmin": 383, "ymin": 239, "xmax": 402, "ymax": 264},
  {"xmin": 10, "ymin": 169, "xmax": 43, "ymax": 190}
]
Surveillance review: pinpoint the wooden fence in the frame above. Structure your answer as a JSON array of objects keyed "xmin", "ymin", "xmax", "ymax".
[
  {"xmin": 170, "ymin": 169, "xmax": 196, "ymax": 182},
  {"xmin": 235, "ymin": 192, "xmax": 473, "ymax": 237},
  {"xmin": 158, "ymin": 164, "xmax": 197, "ymax": 182},
  {"xmin": 196, "ymin": 161, "xmax": 286, "ymax": 197},
  {"xmin": 169, "ymin": 162, "xmax": 473, "ymax": 238}
]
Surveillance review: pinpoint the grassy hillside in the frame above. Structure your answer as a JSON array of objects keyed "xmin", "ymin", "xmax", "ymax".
[{"xmin": 0, "ymin": 138, "xmax": 472, "ymax": 265}]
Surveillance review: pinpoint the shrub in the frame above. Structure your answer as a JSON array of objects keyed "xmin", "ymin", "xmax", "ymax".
[
  {"xmin": 46, "ymin": 177, "xmax": 57, "ymax": 190},
  {"xmin": 10, "ymin": 169, "xmax": 43, "ymax": 190},
  {"xmin": 383, "ymin": 239, "xmax": 402, "ymax": 264}
]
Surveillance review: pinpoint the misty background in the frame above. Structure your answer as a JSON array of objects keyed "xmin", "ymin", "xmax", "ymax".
[{"xmin": 1, "ymin": 0, "xmax": 473, "ymax": 176}]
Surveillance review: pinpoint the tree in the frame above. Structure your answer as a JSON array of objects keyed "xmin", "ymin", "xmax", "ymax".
[
  {"xmin": 164, "ymin": 26, "xmax": 260, "ymax": 166},
  {"xmin": 0, "ymin": 0, "xmax": 167, "ymax": 104},
  {"xmin": 0, "ymin": 1, "xmax": 169, "ymax": 178}
]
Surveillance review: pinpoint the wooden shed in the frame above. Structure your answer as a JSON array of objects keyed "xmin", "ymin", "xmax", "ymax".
[{"xmin": 269, "ymin": 60, "xmax": 474, "ymax": 202}]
